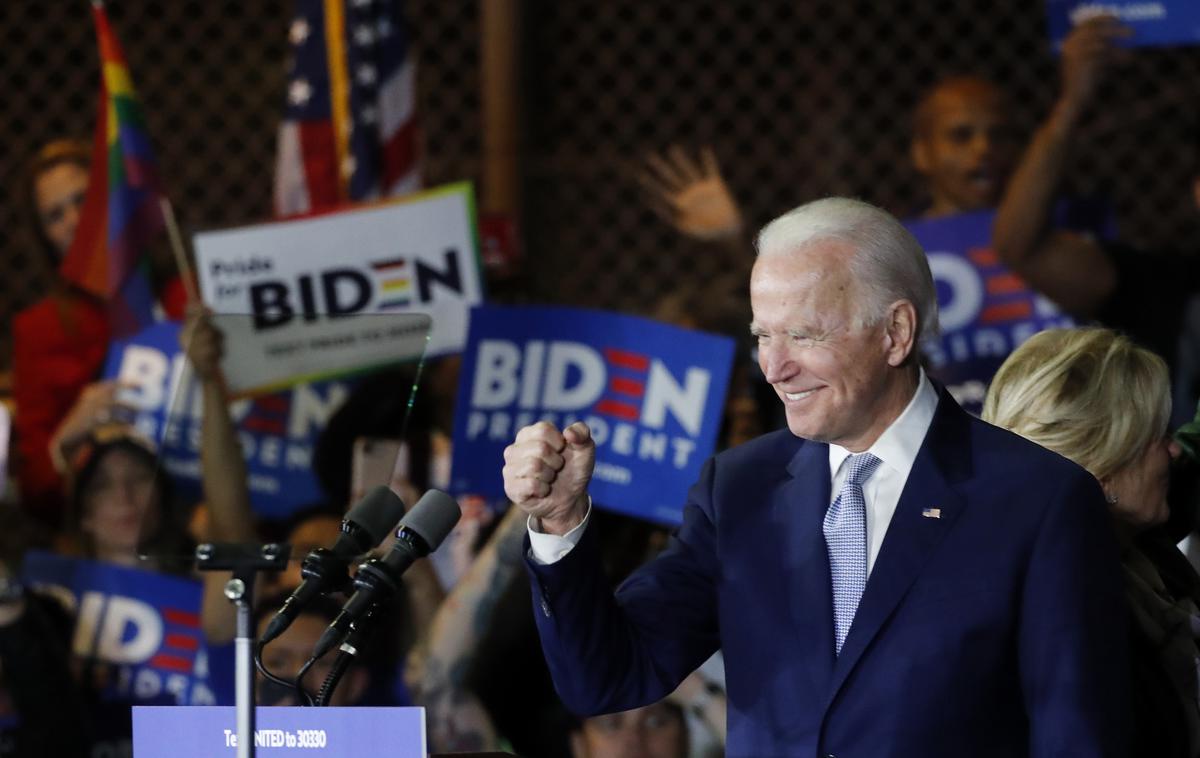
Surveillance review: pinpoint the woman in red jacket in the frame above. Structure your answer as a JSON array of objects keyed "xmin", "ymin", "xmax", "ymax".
[{"xmin": 12, "ymin": 140, "xmax": 185, "ymax": 527}]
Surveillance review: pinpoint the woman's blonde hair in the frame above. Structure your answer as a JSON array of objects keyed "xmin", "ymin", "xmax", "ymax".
[{"xmin": 982, "ymin": 327, "xmax": 1170, "ymax": 482}]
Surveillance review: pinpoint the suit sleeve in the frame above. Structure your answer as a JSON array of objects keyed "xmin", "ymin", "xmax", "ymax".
[
  {"xmin": 524, "ymin": 457, "xmax": 723, "ymax": 716},
  {"xmin": 1019, "ymin": 467, "xmax": 1131, "ymax": 757}
]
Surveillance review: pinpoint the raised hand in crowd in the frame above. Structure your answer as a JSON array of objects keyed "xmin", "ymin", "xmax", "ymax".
[
  {"xmin": 991, "ymin": 14, "xmax": 1130, "ymax": 316},
  {"xmin": 47, "ymin": 379, "xmax": 134, "ymax": 475},
  {"xmin": 503, "ymin": 421, "xmax": 595, "ymax": 536},
  {"xmin": 181, "ymin": 305, "xmax": 257, "ymax": 642},
  {"xmin": 637, "ymin": 146, "xmax": 744, "ymax": 242},
  {"xmin": 180, "ymin": 304, "xmax": 226, "ymax": 383},
  {"xmin": 180, "ymin": 304, "xmax": 252, "ymax": 545},
  {"xmin": 1058, "ymin": 14, "xmax": 1134, "ymax": 120}
]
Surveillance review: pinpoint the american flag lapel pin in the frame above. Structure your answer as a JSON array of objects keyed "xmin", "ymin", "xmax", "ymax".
[{"xmin": 922, "ymin": 507, "xmax": 942, "ymax": 519}]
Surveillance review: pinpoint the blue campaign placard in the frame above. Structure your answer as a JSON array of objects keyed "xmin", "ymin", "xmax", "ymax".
[
  {"xmin": 103, "ymin": 322, "xmax": 353, "ymax": 519},
  {"xmin": 21, "ymin": 550, "xmax": 225, "ymax": 707},
  {"xmin": 904, "ymin": 209, "xmax": 1077, "ymax": 415},
  {"xmin": 1046, "ymin": 1, "xmax": 1200, "ymax": 48},
  {"xmin": 450, "ymin": 305, "xmax": 736, "ymax": 525},
  {"xmin": 133, "ymin": 706, "xmax": 426, "ymax": 756}
]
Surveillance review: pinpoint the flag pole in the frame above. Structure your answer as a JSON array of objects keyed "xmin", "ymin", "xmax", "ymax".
[{"xmin": 159, "ymin": 197, "xmax": 200, "ymax": 304}]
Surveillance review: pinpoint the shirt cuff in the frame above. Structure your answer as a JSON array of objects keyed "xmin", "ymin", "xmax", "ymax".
[{"xmin": 526, "ymin": 500, "xmax": 592, "ymax": 565}]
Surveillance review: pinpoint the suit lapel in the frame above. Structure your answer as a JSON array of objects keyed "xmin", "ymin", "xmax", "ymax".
[
  {"xmin": 779, "ymin": 438, "xmax": 836, "ymax": 693},
  {"xmin": 824, "ymin": 389, "xmax": 972, "ymax": 704}
]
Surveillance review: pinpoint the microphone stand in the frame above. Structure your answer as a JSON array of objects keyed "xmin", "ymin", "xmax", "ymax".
[
  {"xmin": 315, "ymin": 604, "xmax": 380, "ymax": 707},
  {"xmin": 195, "ymin": 542, "xmax": 291, "ymax": 758}
]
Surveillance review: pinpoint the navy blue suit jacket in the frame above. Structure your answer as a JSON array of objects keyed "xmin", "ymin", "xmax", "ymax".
[{"xmin": 526, "ymin": 389, "xmax": 1130, "ymax": 757}]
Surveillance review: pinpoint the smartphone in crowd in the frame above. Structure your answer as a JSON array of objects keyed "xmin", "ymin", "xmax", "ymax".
[{"xmin": 350, "ymin": 436, "xmax": 412, "ymax": 506}]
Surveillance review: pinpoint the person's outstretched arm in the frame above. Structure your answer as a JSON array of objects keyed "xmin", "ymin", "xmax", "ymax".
[
  {"xmin": 991, "ymin": 17, "xmax": 1127, "ymax": 317},
  {"xmin": 506, "ymin": 421, "xmax": 721, "ymax": 715},
  {"xmin": 182, "ymin": 307, "xmax": 257, "ymax": 644},
  {"xmin": 406, "ymin": 505, "xmax": 528, "ymax": 752}
]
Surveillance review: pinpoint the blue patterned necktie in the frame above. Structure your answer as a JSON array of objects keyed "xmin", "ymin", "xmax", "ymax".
[{"xmin": 824, "ymin": 452, "xmax": 882, "ymax": 655}]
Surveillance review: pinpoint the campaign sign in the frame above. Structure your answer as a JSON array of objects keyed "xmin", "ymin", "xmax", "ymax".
[
  {"xmin": 450, "ymin": 305, "xmax": 736, "ymax": 525},
  {"xmin": 104, "ymin": 322, "xmax": 352, "ymax": 519},
  {"xmin": 21, "ymin": 550, "xmax": 222, "ymax": 707},
  {"xmin": 133, "ymin": 706, "xmax": 426, "ymax": 756},
  {"xmin": 194, "ymin": 182, "xmax": 482, "ymax": 395},
  {"xmin": 1046, "ymin": 1, "xmax": 1200, "ymax": 48},
  {"xmin": 904, "ymin": 209, "xmax": 1076, "ymax": 415}
]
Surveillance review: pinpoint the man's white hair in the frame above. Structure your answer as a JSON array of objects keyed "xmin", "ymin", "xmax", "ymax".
[{"xmin": 755, "ymin": 197, "xmax": 939, "ymax": 341}]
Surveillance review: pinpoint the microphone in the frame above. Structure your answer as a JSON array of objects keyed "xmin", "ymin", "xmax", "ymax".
[
  {"xmin": 313, "ymin": 489, "xmax": 460, "ymax": 659},
  {"xmin": 261, "ymin": 485, "xmax": 406, "ymax": 645}
]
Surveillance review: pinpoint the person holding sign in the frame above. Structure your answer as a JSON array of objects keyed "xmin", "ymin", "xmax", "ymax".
[
  {"xmin": 504, "ymin": 198, "xmax": 1129, "ymax": 757},
  {"xmin": 995, "ymin": 14, "xmax": 1200, "ymax": 405},
  {"xmin": 638, "ymin": 19, "xmax": 1134, "ymax": 416},
  {"xmin": 7, "ymin": 426, "xmax": 200, "ymax": 756},
  {"xmin": 988, "ymin": 16, "xmax": 1127, "ymax": 315},
  {"xmin": 11, "ymin": 141, "xmax": 188, "ymax": 526}
]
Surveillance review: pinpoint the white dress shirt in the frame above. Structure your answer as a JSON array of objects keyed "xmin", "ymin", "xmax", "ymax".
[
  {"xmin": 528, "ymin": 370, "xmax": 939, "ymax": 567},
  {"xmin": 827, "ymin": 370, "xmax": 938, "ymax": 575}
]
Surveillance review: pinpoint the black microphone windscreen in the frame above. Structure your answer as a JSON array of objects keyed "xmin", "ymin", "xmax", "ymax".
[
  {"xmin": 398, "ymin": 489, "xmax": 461, "ymax": 550},
  {"xmin": 345, "ymin": 485, "xmax": 407, "ymax": 551}
]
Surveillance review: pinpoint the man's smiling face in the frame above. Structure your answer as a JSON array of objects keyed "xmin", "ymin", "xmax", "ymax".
[{"xmin": 750, "ymin": 241, "xmax": 897, "ymax": 450}]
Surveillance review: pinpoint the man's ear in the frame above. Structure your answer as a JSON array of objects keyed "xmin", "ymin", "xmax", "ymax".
[
  {"xmin": 1191, "ymin": 175, "xmax": 1200, "ymax": 213},
  {"xmin": 884, "ymin": 300, "xmax": 919, "ymax": 367}
]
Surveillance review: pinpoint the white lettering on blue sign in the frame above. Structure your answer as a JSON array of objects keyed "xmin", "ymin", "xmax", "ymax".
[
  {"xmin": 223, "ymin": 729, "xmax": 328, "ymax": 749},
  {"xmin": 1069, "ymin": 2, "xmax": 1166, "ymax": 25},
  {"xmin": 469, "ymin": 339, "xmax": 711, "ymax": 434}
]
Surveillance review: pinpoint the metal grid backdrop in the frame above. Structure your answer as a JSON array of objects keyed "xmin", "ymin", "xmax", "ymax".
[{"xmin": 2, "ymin": 0, "xmax": 1199, "ymax": 368}]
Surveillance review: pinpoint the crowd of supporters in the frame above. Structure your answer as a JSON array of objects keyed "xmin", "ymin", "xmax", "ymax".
[{"xmin": 1, "ymin": 13, "xmax": 1199, "ymax": 758}]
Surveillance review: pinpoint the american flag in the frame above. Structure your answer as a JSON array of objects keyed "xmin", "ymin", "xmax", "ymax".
[{"xmin": 274, "ymin": 0, "xmax": 419, "ymax": 217}]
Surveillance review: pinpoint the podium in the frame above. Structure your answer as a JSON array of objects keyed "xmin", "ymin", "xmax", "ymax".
[
  {"xmin": 134, "ymin": 706, "xmax": 426, "ymax": 755},
  {"xmin": 133, "ymin": 706, "xmax": 521, "ymax": 756}
]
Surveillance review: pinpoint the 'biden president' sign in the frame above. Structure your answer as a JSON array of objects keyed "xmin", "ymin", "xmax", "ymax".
[{"xmin": 450, "ymin": 306, "xmax": 736, "ymax": 525}]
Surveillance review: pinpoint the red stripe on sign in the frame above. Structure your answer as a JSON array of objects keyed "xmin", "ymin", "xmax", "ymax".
[
  {"xmin": 241, "ymin": 416, "xmax": 287, "ymax": 436},
  {"xmin": 165, "ymin": 633, "xmax": 200, "ymax": 652},
  {"xmin": 254, "ymin": 395, "xmax": 289, "ymax": 413},
  {"xmin": 163, "ymin": 609, "xmax": 201, "ymax": 628},
  {"xmin": 968, "ymin": 247, "xmax": 999, "ymax": 266},
  {"xmin": 985, "ymin": 273, "xmax": 1026, "ymax": 296},
  {"xmin": 980, "ymin": 301, "xmax": 1032, "ymax": 323},
  {"xmin": 150, "ymin": 654, "xmax": 194, "ymax": 673},
  {"xmin": 604, "ymin": 348, "xmax": 649, "ymax": 372},
  {"xmin": 609, "ymin": 377, "xmax": 645, "ymax": 397},
  {"xmin": 595, "ymin": 399, "xmax": 640, "ymax": 421},
  {"xmin": 371, "ymin": 258, "xmax": 407, "ymax": 271}
]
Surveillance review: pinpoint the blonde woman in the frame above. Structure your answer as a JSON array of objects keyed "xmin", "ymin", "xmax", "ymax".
[{"xmin": 984, "ymin": 327, "xmax": 1197, "ymax": 757}]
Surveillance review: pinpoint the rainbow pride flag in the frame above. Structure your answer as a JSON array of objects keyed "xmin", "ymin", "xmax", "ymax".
[{"xmin": 60, "ymin": 1, "xmax": 165, "ymax": 336}]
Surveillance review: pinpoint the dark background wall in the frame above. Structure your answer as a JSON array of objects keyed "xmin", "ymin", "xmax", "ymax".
[{"xmin": 3, "ymin": 0, "xmax": 1197, "ymax": 367}]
